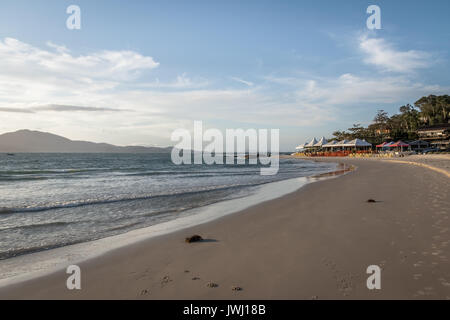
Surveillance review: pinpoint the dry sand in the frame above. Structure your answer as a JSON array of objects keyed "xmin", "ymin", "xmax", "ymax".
[{"xmin": 0, "ymin": 158, "xmax": 449, "ymax": 299}]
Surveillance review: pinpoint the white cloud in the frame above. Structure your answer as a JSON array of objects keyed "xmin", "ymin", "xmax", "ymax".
[
  {"xmin": 46, "ymin": 41, "xmax": 69, "ymax": 54},
  {"xmin": 0, "ymin": 37, "xmax": 446, "ymax": 149},
  {"xmin": 0, "ymin": 37, "xmax": 159, "ymax": 81},
  {"xmin": 359, "ymin": 36, "xmax": 431, "ymax": 73},
  {"xmin": 139, "ymin": 73, "xmax": 209, "ymax": 89},
  {"xmin": 295, "ymin": 73, "xmax": 445, "ymax": 106},
  {"xmin": 231, "ymin": 77, "xmax": 254, "ymax": 86}
]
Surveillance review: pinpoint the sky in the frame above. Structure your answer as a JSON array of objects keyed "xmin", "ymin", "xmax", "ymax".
[{"xmin": 0, "ymin": 0, "xmax": 449, "ymax": 151}]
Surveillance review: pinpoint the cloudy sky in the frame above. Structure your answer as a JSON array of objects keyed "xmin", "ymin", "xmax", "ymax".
[{"xmin": 0, "ymin": 0, "xmax": 449, "ymax": 150}]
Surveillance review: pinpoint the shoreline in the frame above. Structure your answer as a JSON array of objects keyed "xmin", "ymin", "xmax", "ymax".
[
  {"xmin": 288, "ymin": 154, "xmax": 450, "ymax": 177},
  {"xmin": 0, "ymin": 161, "xmax": 340, "ymax": 288},
  {"xmin": 1, "ymin": 157, "xmax": 449, "ymax": 299}
]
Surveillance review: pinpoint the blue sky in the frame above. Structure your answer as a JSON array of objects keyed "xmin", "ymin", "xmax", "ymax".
[{"xmin": 0, "ymin": 0, "xmax": 449, "ymax": 150}]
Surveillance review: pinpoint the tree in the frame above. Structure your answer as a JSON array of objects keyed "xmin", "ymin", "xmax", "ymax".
[
  {"xmin": 332, "ymin": 130, "xmax": 350, "ymax": 141},
  {"xmin": 373, "ymin": 110, "xmax": 389, "ymax": 125},
  {"xmin": 370, "ymin": 110, "xmax": 390, "ymax": 143},
  {"xmin": 415, "ymin": 95, "xmax": 450, "ymax": 125},
  {"xmin": 347, "ymin": 124, "xmax": 366, "ymax": 139},
  {"xmin": 397, "ymin": 104, "xmax": 420, "ymax": 138},
  {"xmin": 327, "ymin": 94, "xmax": 448, "ymax": 148}
]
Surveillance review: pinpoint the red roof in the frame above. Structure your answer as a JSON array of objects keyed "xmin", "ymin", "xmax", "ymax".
[
  {"xmin": 390, "ymin": 140, "xmax": 409, "ymax": 147},
  {"xmin": 376, "ymin": 142, "xmax": 387, "ymax": 148}
]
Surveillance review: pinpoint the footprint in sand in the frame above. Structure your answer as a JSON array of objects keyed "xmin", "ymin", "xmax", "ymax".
[
  {"xmin": 140, "ymin": 289, "xmax": 150, "ymax": 296},
  {"xmin": 130, "ymin": 267, "xmax": 152, "ymax": 280},
  {"xmin": 431, "ymin": 250, "xmax": 443, "ymax": 256},
  {"xmin": 413, "ymin": 261, "xmax": 424, "ymax": 267},
  {"xmin": 161, "ymin": 275, "xmax": 173, "ymax": 287},
  {"xmin": 414, "ymin": 287, "xmax": 435, "ymax": 297},
  {"xmin": 413, "ymin": 274, "xmax": 422, "ymax": 280}
]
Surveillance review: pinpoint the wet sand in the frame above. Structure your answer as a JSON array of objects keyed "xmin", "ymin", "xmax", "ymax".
[{"xmin": 0, "ymin": 158, "xmax": 449, "ymax": 299}]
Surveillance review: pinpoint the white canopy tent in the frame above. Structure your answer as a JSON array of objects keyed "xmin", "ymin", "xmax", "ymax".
[
  {"xmin": 305, "ymin": 137, "xmax": 318, "ymax": 148},
  {"xmin": 333, "ymin": 139, "xmax": 349, "ymax": 148},
  {"xmin": 343, "ymin": 139, "xmax": 372, "ymax": 148},
  {"xmin": 322, "ymin": 140, "xmax": 338, "ymax": 149},
  {"xmin": 295, "ymin": 143, "xmax": 306, "ymax": 150},
  {"xmin": 313, "ymin": 137, "xmax": 328, "ymax": 147}
]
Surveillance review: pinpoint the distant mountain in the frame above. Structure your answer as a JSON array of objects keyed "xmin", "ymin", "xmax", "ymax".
[{"xmin": 0, "ymin": 130, "xmax": 172, "ymax": 153}]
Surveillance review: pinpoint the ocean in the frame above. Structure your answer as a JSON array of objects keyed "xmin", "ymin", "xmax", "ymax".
[{"xmin": 0, "ymin": 153, "xmax": 336, "ymax": 262}]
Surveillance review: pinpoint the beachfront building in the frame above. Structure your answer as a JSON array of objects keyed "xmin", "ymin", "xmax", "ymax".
[
  {"xmin": 409, "ymin": 140, "xmax": 430, "ymax": 152},
  {"xmin": 417, "ymin": 123, "xmax": 450, "ymax": 150}
]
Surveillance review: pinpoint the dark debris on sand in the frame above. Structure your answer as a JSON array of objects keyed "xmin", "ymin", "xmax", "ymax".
[
  {"xmin": 185, "ymin": 235, "xmax": 203, "ymax": 243},
  {"xmin": 206, "ymin": 282, "xmax": 219, "ymax": 288}
]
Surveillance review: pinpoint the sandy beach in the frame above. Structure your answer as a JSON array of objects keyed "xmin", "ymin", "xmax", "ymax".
[{"xmin": 0, "ymin": 156, "xmax": 449, "ymax": 300}]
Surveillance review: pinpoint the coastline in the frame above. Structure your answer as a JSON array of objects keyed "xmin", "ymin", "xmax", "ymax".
[
  {"xmin": 0, "ymin": 162, "xmax": 339, "ymax": 288},
  {"xmin": 1, "ymin": 157, "xmax": 449, "ymax": 299}
]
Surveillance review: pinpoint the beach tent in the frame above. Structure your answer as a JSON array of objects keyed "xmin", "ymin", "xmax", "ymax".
[
  {"xmin": 376, "ymin": 142, "xmax": 388, "ymax": 148},
  {"xmin": 390, "ymin": 140, "xmax": 410, "ymax": 152},
  {"xmin": 323, "ymin": 140, "xmax": 338, "ymax": 149},
  {"xmin": 382, "ymin": 141, "xmax": 395, "ymax": 149},
  {"xmin": 360, "ymin": 139, "xmax": 372, "ymax": 147},
  {"xmin": 305, "ymin": 137, "xmax": 318, "ymax": 148},
  {"xmin": 313, "ymin": 137, "xmax": 328, "ymax": 147},
  {"xmin": 334, "ymin": 139, "xmax": 349, "ymax": 148},
  {"xmin": 343, "ymin": 139, "xmax": 372, "ymax": 149},
  {"xmin": 295, "ymin": 143, "xmax": 306, "ymax": 150},
  {"xmin": 390, "ymin": 140, "xmax": 409, "ymax": 147}
]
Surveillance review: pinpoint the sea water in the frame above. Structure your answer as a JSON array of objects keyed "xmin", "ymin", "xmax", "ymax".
[{"xmin": 0, "ymin": 153, "xmax": 336, "ymax": 281}]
